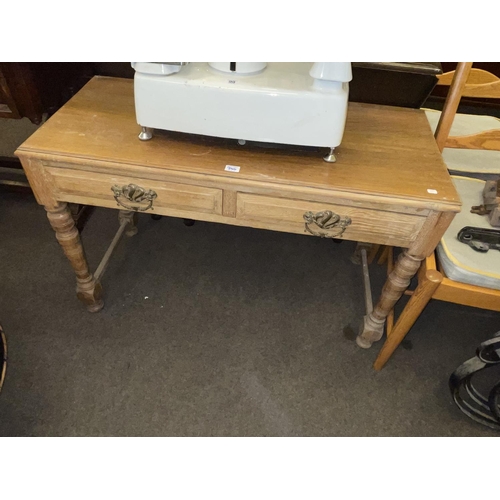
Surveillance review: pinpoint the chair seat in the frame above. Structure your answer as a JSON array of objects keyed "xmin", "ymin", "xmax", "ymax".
[
  {"xmin": 425, "ymin": 109, "xmax": 500, "ymax": 176},
  {"xmin": 437, "ymin": 176, "xmax": 500, "ymax": 290}
]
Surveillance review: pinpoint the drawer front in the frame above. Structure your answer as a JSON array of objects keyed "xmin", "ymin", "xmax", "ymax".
[
  {"xmin": 45, "ymin": 167, "xmax": 223, "ymax": 215},
  {"xmin": 236, "ymin": 193, "xmax": 426, "ymax": 246}
]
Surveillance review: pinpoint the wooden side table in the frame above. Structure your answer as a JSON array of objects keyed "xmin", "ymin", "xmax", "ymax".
[{"xmin": 15, "ymin": 77, "xmax": 461, "ymax": 364}]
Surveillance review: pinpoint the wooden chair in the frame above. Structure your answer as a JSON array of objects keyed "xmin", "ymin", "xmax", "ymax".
[
  {"xmin": 425, "ymin": 62, "xmax": 500, "ymax": 177},
  {"xmin": 373, "ymin": 62, "xmax": 500, "ymax": 370}
]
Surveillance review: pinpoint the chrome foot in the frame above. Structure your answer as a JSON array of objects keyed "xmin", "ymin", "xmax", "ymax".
[
  {"xmin": 323, "ymin": 147, "xmax": 336, "ymax": 163},
  {"xmin": 138, "ymin": 127, "xmax": 153, "ymax": 141}
]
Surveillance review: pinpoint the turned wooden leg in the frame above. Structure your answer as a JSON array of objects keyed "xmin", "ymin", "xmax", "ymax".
[
  {"xmin": 118, "ymin": 210, "xmax": 138, "ymax": 237},
  {"xmin": 373, "ymin": 268, "xmax": 443, "ymax": 370},
  {"xmin": 356, "ymin": 250, "xmax": 422, "ymax": 348},
  {"xmin": 356, "ymin": 212, "xmax": 455, "ymax": 350},
  {"xmin": 46, "ymin": 203, "xmax": 104, "ymax": 312}
]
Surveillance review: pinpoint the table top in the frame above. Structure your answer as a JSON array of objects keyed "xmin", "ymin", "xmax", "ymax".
[{"xmin": 17, "ymin": 76, "xmax": 460, "ymax": 212}]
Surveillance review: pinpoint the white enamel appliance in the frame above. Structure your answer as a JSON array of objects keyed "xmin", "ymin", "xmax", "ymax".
[{"xmin": 131, "ymin": 62, "xmax": 352, "ymax": 162}]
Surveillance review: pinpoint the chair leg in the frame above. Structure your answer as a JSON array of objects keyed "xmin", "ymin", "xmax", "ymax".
[
  {"xmin": 384, "ymin": 247, "xmax": 395, "ymax": 336},
  {"xmin": 377, "ymin": 246, "xmax": 390, "ymax": 265},
  {"xmin": 373, "ymin": 268, "xmax": 443, "ymax": 370},
  {"xmin": 367, "ymin": 244, "xmax": 381, "ymax": 264}
]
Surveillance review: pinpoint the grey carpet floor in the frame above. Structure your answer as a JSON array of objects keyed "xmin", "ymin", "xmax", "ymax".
[
  {"xmin": 0, "ymin": 189, "xmax": 498, "ymax": 436},
  {"xmin": 0, "ymin": 118, "xmax": 40, "ymax": 157}
]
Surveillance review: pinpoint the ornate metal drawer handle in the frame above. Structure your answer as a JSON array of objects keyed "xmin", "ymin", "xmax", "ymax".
[
  {"xmin": 111, "ymin": 184, "xmax": 157, "ymax": 212},
  {"xmin": 303, "ymin": 210, "xmax": 352, "ymax": 238}
]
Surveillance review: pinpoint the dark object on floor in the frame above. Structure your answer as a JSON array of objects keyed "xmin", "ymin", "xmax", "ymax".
[
  {"xmin": 350, "ymin": 62, "xmax": 442, "ymax": 108},
  {"xmin": 449, "ymin": 332, "xmax": 500, "ymax": 430},
  {"xmin": 0, "ymin": 323, "xmax": 6, "ymax": 395}
]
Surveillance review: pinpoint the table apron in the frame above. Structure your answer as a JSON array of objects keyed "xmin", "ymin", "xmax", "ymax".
[{"xmin": 39, "ymin": 163, "xmax": 428, "ymax": 248}]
